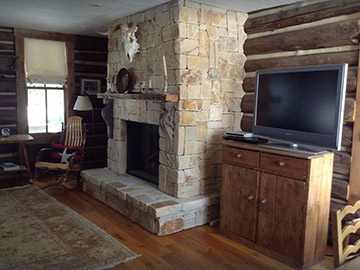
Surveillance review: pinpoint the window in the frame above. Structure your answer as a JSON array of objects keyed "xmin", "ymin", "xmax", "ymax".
[
  {"xmin": 27, "ymin": 83, "xmax": 64, "ymax": 133},
  {"xmin": 24, "ymin": 38, "xmax": 68, "ymax": 134}
]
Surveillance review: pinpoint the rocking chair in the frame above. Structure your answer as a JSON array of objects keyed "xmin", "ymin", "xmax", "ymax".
[{"xmin": 34, "ymin": 116, "xmax": 86, "ymax": 188}]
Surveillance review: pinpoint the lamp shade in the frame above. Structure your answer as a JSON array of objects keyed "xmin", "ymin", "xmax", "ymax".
[{"xmin": 73, "ymin": 96, "xmax": 93, "ymax": 111}]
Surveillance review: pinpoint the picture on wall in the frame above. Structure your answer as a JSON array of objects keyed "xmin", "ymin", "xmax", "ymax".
[{"xmin": 81, "ymin": 78, "xmax": 101, "ymax": 95}]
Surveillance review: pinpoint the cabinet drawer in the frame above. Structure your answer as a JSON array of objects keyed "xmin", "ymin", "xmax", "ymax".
[
  {"xmin": 260, "ymin": 153, "xmax": 308, "ymax": 180},
  {"xmin": 223, "ymin": 146, "xmax": 259, "ymax": 168}
]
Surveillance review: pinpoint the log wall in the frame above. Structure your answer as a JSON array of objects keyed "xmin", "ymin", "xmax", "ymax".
[
  {"xmin": 0, "ymin": 28, "xmax": 107, "ymax": 184},
  {"xmin": 242, "ymin": 0, "xmax": 360, "ymax": 204},
  {"xmin": 0, "ymin": 27, "xmax": 17, "ymax": 165}
]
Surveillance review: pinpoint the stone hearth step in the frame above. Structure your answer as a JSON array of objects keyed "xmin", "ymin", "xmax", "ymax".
[{"xmin": 81, "ymin": 168, "xmax": 220, "ymax": 235}]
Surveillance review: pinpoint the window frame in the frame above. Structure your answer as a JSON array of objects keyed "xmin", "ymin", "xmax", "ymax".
[{"xmin": 15, "ymin": 29, "xmax": 75, "ymax": 141}]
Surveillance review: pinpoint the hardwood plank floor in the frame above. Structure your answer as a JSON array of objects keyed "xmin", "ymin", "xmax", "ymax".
[{"xmin": 44, "ymin": 185, "xmax": 334, "ymax": 270}]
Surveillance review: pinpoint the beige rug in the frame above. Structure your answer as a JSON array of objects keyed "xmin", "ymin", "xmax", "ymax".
[{"xmin": 0, "ymin": 185, "xmax": 139, "ymax": 270}]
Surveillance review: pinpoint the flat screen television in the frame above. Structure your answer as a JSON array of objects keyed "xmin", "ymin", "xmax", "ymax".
[{"xmin": 253, "ymin": 63, "xmax": 348, "ymax": 152}]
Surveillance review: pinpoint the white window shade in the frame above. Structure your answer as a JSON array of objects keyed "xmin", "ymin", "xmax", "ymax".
[{"xmin": 24, "ymin": 38, "xmax": 67, "ymax": 84}]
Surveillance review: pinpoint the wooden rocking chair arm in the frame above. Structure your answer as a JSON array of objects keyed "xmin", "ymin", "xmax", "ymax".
[{"xmin": 36, "ymin": 148, "xmax": 52, "ymax": 162}]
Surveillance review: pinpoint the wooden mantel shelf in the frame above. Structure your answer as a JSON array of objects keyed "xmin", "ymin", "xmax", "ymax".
[{"xmin": 97, "ymin": 92, "xmax": 178, "ymax": 103}]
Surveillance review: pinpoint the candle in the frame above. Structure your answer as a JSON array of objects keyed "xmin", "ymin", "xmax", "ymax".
[
  {"xmin": 163, "ymin": 55, "xmax": 167, "ymax": 76},
  {"xmin": 148, "ymin": 80, "xmax": 152, "ymax": 88}
]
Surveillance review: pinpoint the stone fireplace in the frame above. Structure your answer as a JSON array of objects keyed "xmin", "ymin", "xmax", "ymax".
[{"xmin": 82, "ymin": 0, "xmax": 247, "ymax": 235}]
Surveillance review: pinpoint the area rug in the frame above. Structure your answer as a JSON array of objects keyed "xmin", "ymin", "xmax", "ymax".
[{"xmin": 0, "ymin": 185, "xmax": 139, "ymax": 270}]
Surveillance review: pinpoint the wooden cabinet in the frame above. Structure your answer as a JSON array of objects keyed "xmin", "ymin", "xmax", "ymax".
[{"xmin": 220, "ymin": 141, "xmax": 334, "ymax": 269}]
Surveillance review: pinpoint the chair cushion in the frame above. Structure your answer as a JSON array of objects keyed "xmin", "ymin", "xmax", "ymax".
[{"xmin": 50, "ymin": 142, "xmax": 83, "ymax": 166}]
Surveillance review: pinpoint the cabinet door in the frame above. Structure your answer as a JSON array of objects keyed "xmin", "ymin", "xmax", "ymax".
[
  {"xmin": 220, "ymin": 163, "xmax": 259, "ymax": 241},
  {"xmin": 257, "ymin": 172, "xmax": 307, "ymax": 261}
]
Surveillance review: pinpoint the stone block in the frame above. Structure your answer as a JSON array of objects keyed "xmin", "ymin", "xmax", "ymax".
[
  {"xmin": 147, "ymin": 111, "xmax": 160, "ymax": 124},
  {"xmin": 209, "ymin": 104, "xmax": 223, "ymax": 120},
  {"xmin": 148, "ymin": 200, "xmax": 182, "ymax": 217},
  {"xmin": 167, "ymin": 167, "xmax": 185, "ymax": 184},
  {"xmin": 207, "ymin": 121, "xmax": 222, "ymax": 129},
  {"xmin": 237, "ymin": 12, "xmax": 248, "ymax": 25},
  {"xmin": 186, "ymin": 126, "xmax": 197, "ymax": 141},
  {"xmin": 180, "ymin": 100, "xmax": 198, "ymax": 111},
  {"xmin": 209, "ymin": 41, "xmax": 219, "ymax": 68},
  {"xmin": 184, "ymin": 141, "xmax": 205, "ymax": 155},
  {"xmin": 187, "ymin": 24, "xmax": 199, "ymax": 39},
  {"xmin": 188, "ymin": 56, "xmax": 208, "ymax": 70},
  {"xmin": 197, "ymin": 111, "xmax": 209, "ymax": 122},
  {"xmin": 187, "ymin": 84, "xmax": 202, "ymax": 99},
  {"xmin": 222, "ymin": 113, "xmax": 234, "ymax": 128},
  {"xmin": 218, "ymin": 27, "xmax": 228, "ymax": 37},
  {"xmin": 225, "ymin": 97, "xmax": 241, "ymax": 112},
  {"xmin": 176, "ymin": 39, "xmax": 199, "ymax": 55},
  {"xmin": 206, "ymin": 26, "xmax": 219, "ymax": 40},
  {"xmin": 179, "ymin": 111, "xmax": 197, "ymax": 125},
  {"xmin": 155, "ymin": 11, "xmax": 171, "ymax": 27},
  {"xmin": 177, "ymin": 154, "xmax": 201, "ymax": 169},
  {"xmin": 219, "ymin": 37, "xmax": 239, "ymax": 52},
  {"xmin": 177, "ymin": 181, "xmax": 201, "ymax": 198},
  {"xmin": 227, "ymin": 11, "xmax": 237, "ymax": 38},
  {"xmin": 197, "ymin": 122, "xmax": 207, "ymax": 141},
  {"xmin": 234, "ymin": 112, "xmax": 243, "ymax": 131},
  {"xmin": 180, "ymin": 196, "xmax": 207, "ymax": 211},
  {"xmin": 160, "ymin": 151, "xmax": 177, "ymax": 169},
  {"xmin": 179, "ymin": 6, "xmax": 200, "ymax": 24},
  {"xmin": 199, "ymin": 30, "xmax": 209, "ymax": 57},
  {"xmin": 174, "ymin": 126, "xmax": 185, "ymax": 155},
  {"xmin": 212, "ymin": 11, "xmax": 226, "ymax": 27},
  {"xmin": 201, "ymin": 7, "xmax": 212, "ymax": 25},
  {"xmin": 162, "ymin": 23, "xmax": 179, "ymax": 41},
  {"xmin": 157, "ymin": 217, "xmax": 184, "ymax": 236},
  {"xmin": 179, "ymin": 69, "xmax": 202, "ymax": 85},
  {"xmin": 184, "ymin": 167, "xmax": 201, "ymax": 183}
]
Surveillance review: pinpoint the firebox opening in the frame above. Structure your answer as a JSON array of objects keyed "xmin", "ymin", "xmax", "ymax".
[{"xmin": 126, "ymin": 121, "xmax": 159, "ymax": 185}]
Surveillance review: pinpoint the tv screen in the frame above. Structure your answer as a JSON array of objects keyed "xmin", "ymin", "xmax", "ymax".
[{"xmin": 253, "ymin": 64, "xmax": 348, "ymax": 151}]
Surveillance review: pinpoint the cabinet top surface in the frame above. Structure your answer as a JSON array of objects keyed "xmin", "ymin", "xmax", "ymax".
[
  {"xmin": 223, "ymin": 140, "xmax": 333, "ymax": 159},
  {"xmin": 0, "ymin": 134, "xmax": 34, "ymax": 144}
]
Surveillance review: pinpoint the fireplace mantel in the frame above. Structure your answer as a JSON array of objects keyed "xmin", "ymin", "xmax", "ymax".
[{"xmin": 97, "ymin": 92, "xmax": 178, "ymax": 103}]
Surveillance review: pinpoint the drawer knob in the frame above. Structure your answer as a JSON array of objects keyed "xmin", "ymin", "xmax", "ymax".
[
  {"xmin": 260, "ymin": 199, "xmax": 267, "ymax": 204},
  {"xmin": 248, "ymin": 195, "xmax": 254, "ymax": 201},
  {"xmin": 236, "ymin": 153, "xmax": 242, "ymax": 158},
  {"xmin": 278, "ymin": 161, "xmax": 286, "ymax": 167}
]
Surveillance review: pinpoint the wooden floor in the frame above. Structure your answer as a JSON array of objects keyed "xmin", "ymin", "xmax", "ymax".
[{"xmin": 44, "ymin": 185, "xmax": 334, "ymax": 270}]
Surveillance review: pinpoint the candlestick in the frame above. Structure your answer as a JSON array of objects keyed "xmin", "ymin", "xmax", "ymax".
[{"xmin": 163, "ymin": 55, "xmax": 167, "ymax": 76}]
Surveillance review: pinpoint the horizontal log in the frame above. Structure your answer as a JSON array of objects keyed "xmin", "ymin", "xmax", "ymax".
[
  {"xmin": 0, "ymin": 31, "xmax": 14, "ymax": 42},
  {"xmin": 344, "ymin": 97, "xmax": 356, "ymax": 122},
  {"xmin": 0, "ymin": 77, "xmax": 16, "ymax": 92},
  {"xmin": 75, "ymin": 36, "xmax": 107, "ymax": 52},
  {"xmin": 245, "ymin": 0, "xmax": 360, "ymax": 34},
  {"xmin": 83, "ymin": 146, "xmax": 107, "ymax": 160},
  {"xmin": 86, "ymin": 134, "xmax": 108, "ymax": 146},
  {"xmin": 0, "ymin": 43, "xmax": 14, "ymax": 52},
  {"xmin": 0, "ymin": 96, "xmax": 16, "ymax": 107},
  {"xmin": 245, "ymin": 19, "xmax": 359, "ymax": 55},
  {"xmin": 74, "ymin": 64, "xmax": 106, "ymax": 74},
  {"xmin": 331, "ymin": 177, "xmax": 349, "ymax": 201},
  {"xmin": 0, "ymin": 57, "xmax": 15, "ymax": 74},
  {"xmin": 342, "ymin": 125, "xmax": 353, "ymax": 148},
  {"xmin": 243, "ymin": 77, "xmax": 256, "ymax": 93},
  {"xmin": 241, "ymin": 93, "xmax": 254, "ymax": 113},
  {"xmin": 245, "ymin": 50, "xmax": 358, "ymax": 72},
  {"xmin": 0, "ymin": 110, "xmax": 17, "ymax": 124},
  {"xmin": 75, "ymin": 52, "xmax": 107, "ymax": 62},
  {"xmin": 240, "ymin": 114, "xmax": 253, "ymax": 132},
  {"xmin": 334, "ymin": 151, "xmax": 351, "ymax": 176}
]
